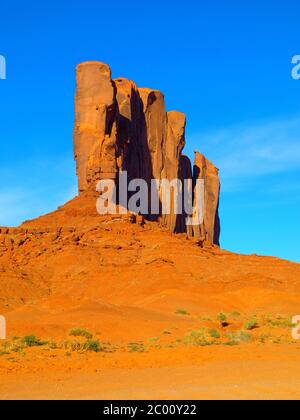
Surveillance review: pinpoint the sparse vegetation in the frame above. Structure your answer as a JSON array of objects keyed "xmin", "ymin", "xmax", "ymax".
[
  {"xmin": 148, "ymin": 337, "xmax": 160, "ymax": 343},
  {"xmin": 264, "ymin": 315, "xmax": 293, "ymax": 329},
  {"xmin": 62, "ymin": 338, "xmax": 103, "ymax": 353},
  {"xmin": 175, "ymin": 309, "xmax": 190, "ymax": 316},
  {"xmin": 63, "ymin": 340, "xmax": 83, "ymax": 352},
  {"xmin": 245, "ymin": 320, "xmax": 259, "ymax": 330},
  {"xmin": 69, "ymin": 328, "xmax": 93, "ymax": 339},
  {"xmin": 224, "ymin": 340, "xmax": 239, "ymax": 346},
  {"xmin": 48, "ymin": 341, "xmax": 58, "ymax": 350},
  {"xmin": 258, "ymin": 334, "xmax": 272, "ymax": 344},
  {"xmin": 199, "ymin": 315, "xmax": 213, "ymax": 321},
  {"xmin": 209, "ymin": 329, "xmax": 221, "ymax": 339},
  {"xmin": 184, "ymin": 329, "xmax": 213, "ymax": 346},
  {"xmin": 226, "ymin": 330, "xmax": 251, "ymax": 345},
  {"xmin": 83, "ymin": 339, "xmax": 102, "ymax": 353},
  {"xmin": 218, "ymin": 313, "xmax": 229, "ymax": 327},
  {"xmin": 22, "ymin": 335, "xmax": 47, "ymax": 347},
  {"xmin": 1, "ymin": 311, "xmax": 297, "ymax": 360},
  {"xmin": 128, "ymin": 342, "xmax": 145, "ymax": 352},
  {"xmin": 0, "ymin": 335, "xmax": 47, "ymax": 355}
]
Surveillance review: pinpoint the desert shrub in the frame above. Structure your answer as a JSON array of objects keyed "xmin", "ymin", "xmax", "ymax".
[
  {"xmin": 22, "ymin": 335, "xmax": 47, "ymax": 347},
  {"xmin": 184, "ymin": 329, "xmax": 212, "ymax": 346},
  {"xmin": 69, "ymin": 328, "xmax": 93, "ymax": 339},
  {"xmin": 226, "ymin": 330, "xmax": 251, "ymax": 345},
  {"xmin": 128, "ymin": 342, "xmax": 145, "ymax": 352},
  {"xmin": 265, "ymin": 315, "xmax": 293, "ymax": 329},
  {"xmin": 83, "ymin": 339, "xmax": 101, "ymax": 353},
  {"xmin": 218, "ymin": 313, "xmax": 227, "ymax": 322},
  {"xmin": 218, "ymin": 313, "xmax": 229, "ymax": 327},
  {"xmin": 245, "ymin": 320, "xmax": 259, "ymax": 330},
  {"xmin": 224, "ymin": 340, "xmax": 239, "ymax": 346},
  {"xmin": 63, "ymin": 340, "xmax": 83, "ymax": 352},
  {"xmin": 62, "ymin": 338, "xmax": 103, "ymax": 353},
  {"xmin": 175, "ymin": 309, "xmax": 190, "ymax": 316},
  {"xmin": 48, "ymin": 341, "xmax": 59, "ymax": 350},
  {"xmin": 209, "ymin": 329, "xmax": 221, "ymax": 339}
]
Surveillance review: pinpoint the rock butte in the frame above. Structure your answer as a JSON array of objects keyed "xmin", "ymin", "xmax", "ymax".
[
  {"xmin": 1, "ymin": 63, "xmax": 300, "ymax": 401},
  {"xmin": 74, "ymin": 61, "xmax": 220, "ymax": 245}
]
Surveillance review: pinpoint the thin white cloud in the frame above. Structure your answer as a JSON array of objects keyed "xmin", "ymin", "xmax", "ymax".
[{"xmin": 187, "ymin": 115, "xmax": 300, "ymax": 192}]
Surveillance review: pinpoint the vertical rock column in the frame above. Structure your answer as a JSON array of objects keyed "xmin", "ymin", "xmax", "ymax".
[
  {"xmin": 178, "ymin": 155, "xmax": 193, "ymax": 235},
  {"xmin": 162, "ymin": 111, "xmax": 186, "ymax": 232},
  {"xmin": 114, "ymin": 78, "xmax": 145, "ymax": 182},
  {"xmin": 193, "ymin": 152, "xmax": 220, "ymax": 245},
  {"xmin": 138, "ymin": 88, "xmax": 167, "ymax": 221},
  {"xmin": 74, "ymin": 62, "xmax": 118, "ymax": 192}
]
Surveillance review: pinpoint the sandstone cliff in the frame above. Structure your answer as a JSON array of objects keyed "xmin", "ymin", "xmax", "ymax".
[{"xmin": 74, "ymin": 61, "xmax": 220, "ymax": 245}]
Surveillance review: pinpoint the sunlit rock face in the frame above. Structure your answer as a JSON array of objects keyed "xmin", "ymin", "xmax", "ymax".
[{"xmin": 73, "ymin": 61, "xmax": 220, "ymax": 244}]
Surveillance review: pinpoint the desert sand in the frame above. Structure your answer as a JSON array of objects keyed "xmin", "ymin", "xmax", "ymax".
[{"xmin": 0, "ymin": 192, "xmax": 300, "ymax": 400}]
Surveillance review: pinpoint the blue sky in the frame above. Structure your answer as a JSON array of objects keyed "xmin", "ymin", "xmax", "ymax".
[{"xmin": 0, "ymin": 0, "xmax": 299, "ymax": 262}]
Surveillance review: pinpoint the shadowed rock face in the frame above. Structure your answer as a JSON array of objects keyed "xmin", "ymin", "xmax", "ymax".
[
  {"xmin": 74, "ymin": 61, "xmax": 220, "ymax": 244},
  {"xmin": 193, "ymin": 152, "xmax": 221, "ymax": 246}
]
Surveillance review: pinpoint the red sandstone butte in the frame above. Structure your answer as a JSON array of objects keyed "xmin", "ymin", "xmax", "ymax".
[{"xmin": 73, "ymin": 61, "xmax": 220, "ymax": 245}]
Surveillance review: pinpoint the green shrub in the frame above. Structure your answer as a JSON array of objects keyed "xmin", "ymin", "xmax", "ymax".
[
  {"xmin": 218, "ymin": 313, "xmax": 229, "ymax": 327},
  {"xmin": 245, "ymin": 320, "xmax": 259, "ymax": 330},
  {"xmin": 69, "ymin": 328, "xmax": 93, "ymax": 339},
  {"xmin": 22, "ymin": 336, "xmax": 47, "ymax": 347},
  {"xmin": 209, "ymin": 329, "xmax": 221, "ymax": 339},
  {"xmin": 83, "ymin": 339, "xmax": 101, "ymax": 353}
]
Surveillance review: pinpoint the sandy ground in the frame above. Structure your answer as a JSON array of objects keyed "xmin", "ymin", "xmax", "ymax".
[
  {"xmin": 1, "ymin": 193, "xmax": 300, "ymax": 400},
  {"xmin": 1, "ymin": 345, "xmax": 300, "ymax": 400}
]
